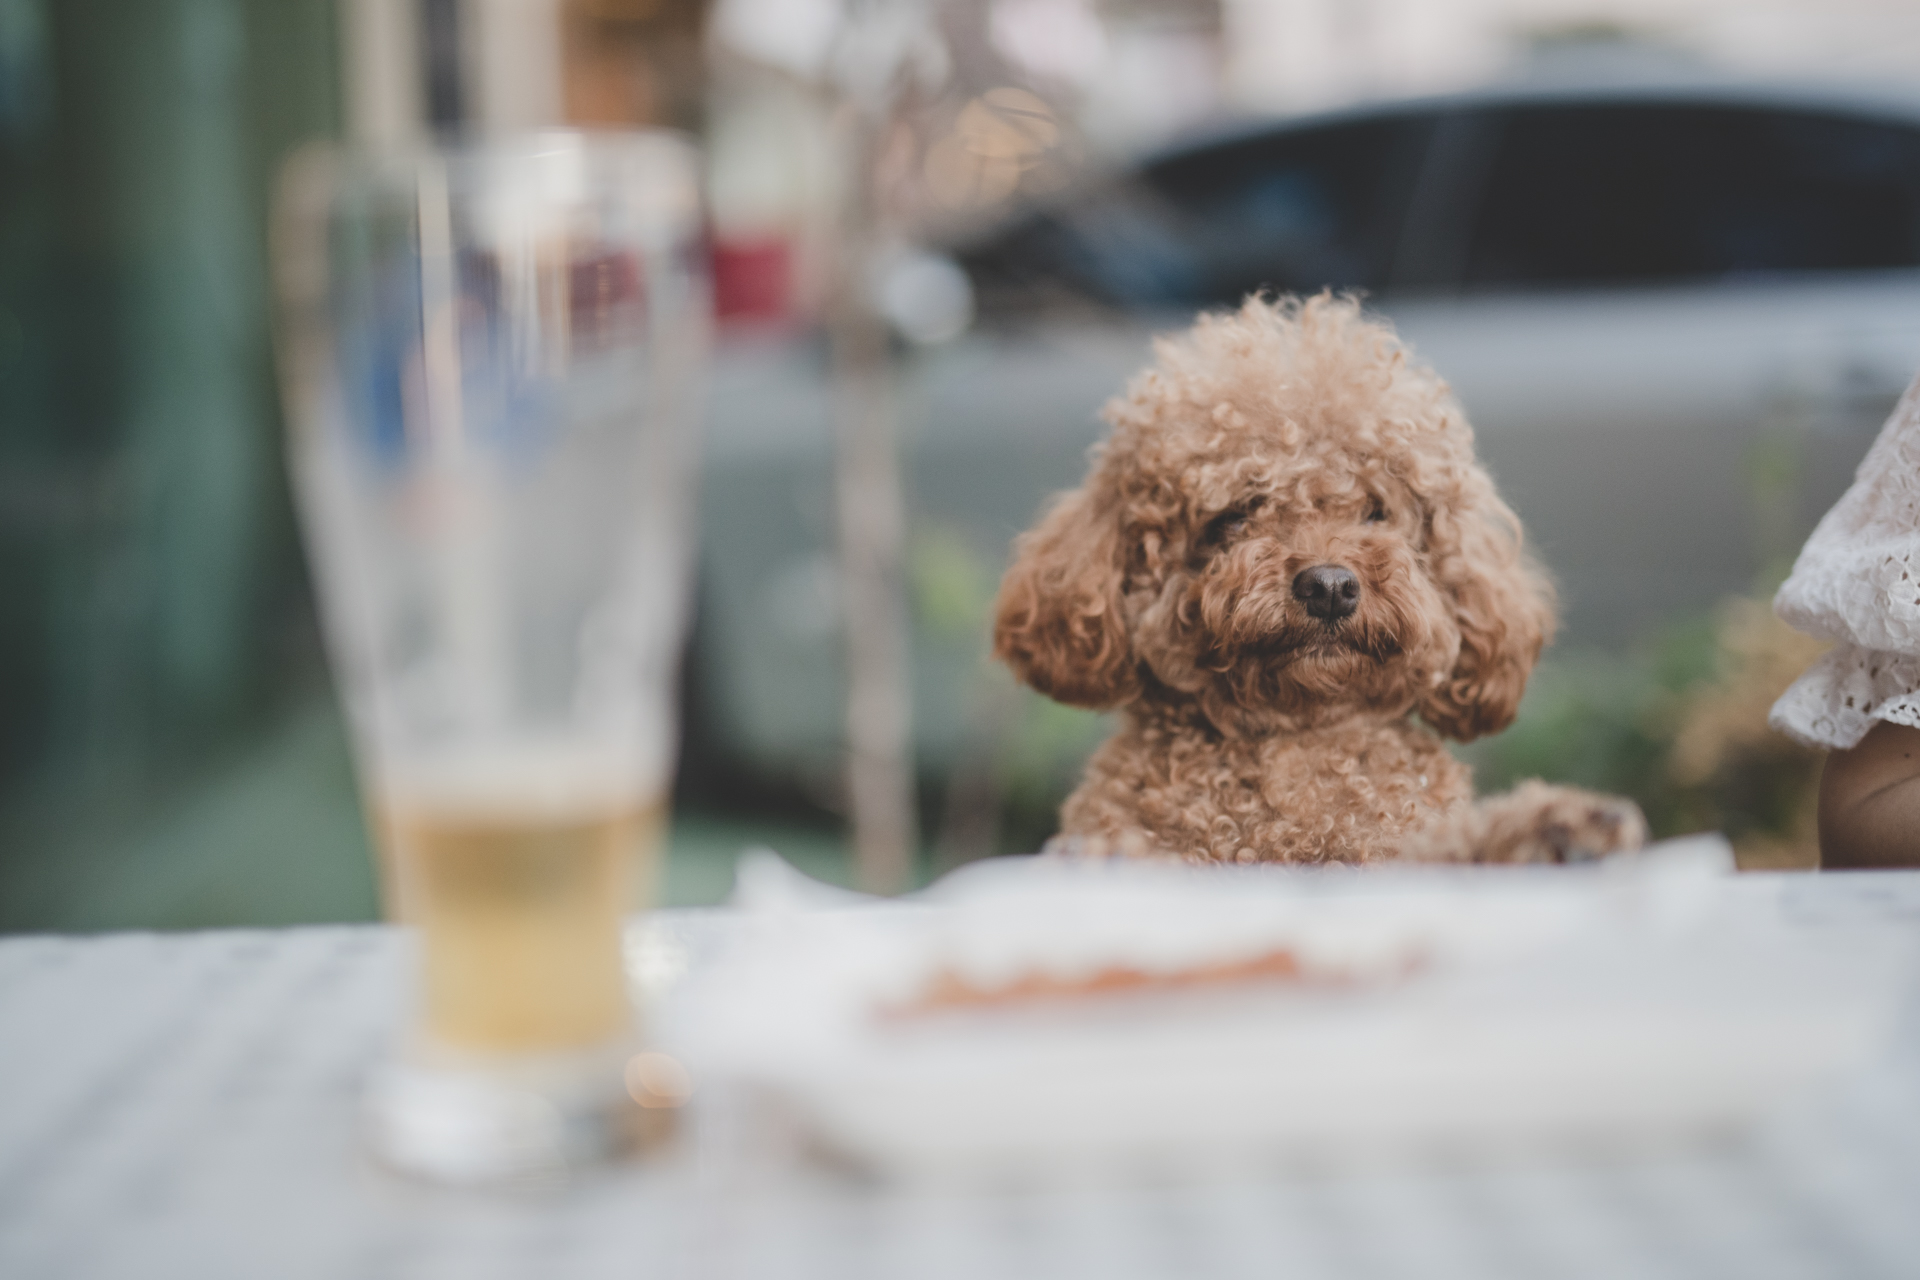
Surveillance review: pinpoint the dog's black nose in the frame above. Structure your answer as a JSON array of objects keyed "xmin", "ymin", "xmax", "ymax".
[{"xmin": 1292, "ymin": 564, "xmax": 1360, "ymax": 621}]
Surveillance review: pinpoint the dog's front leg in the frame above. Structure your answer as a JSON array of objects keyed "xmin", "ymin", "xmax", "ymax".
[{"xmin": 1403, "ymin": 780, "xmax": 1647, "ymax": 864}]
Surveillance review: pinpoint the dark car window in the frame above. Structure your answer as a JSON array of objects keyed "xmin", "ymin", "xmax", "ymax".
[
  {"xmin": 1137, "ymin": 116, "xmax": 1432, "ymax": 304},
  {"xmin": 1460, "ymin": 104, "xmax": 1920, "ymax": 290},
  {"xmin": 961, "ymin": 115, "xmax": 1433, "ymax": 311}
]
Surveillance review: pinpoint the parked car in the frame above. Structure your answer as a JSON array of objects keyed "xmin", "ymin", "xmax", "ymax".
[{"xmin": 691, "ymin": 67, "xmax": 1920, "ymax": 791}]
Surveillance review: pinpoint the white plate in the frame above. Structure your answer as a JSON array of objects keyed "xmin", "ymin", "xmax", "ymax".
[{"xmin": 658, "ymin": 839, "xmax": 1915, "ymax": 1175}]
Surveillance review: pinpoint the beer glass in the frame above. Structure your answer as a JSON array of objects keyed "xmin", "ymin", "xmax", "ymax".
[{"xmin": 272, "ymin": 132, "xmax": 706, "ymax": 1181}]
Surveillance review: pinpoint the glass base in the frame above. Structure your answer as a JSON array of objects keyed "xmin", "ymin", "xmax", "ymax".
[{"xmin": 363, "ymin": 1039, "xmax": 671, "ymax": 1184}]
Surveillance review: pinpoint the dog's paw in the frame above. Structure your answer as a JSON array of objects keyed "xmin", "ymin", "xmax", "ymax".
[
  {"xmin": 1532, "ymin": 796, "xmax": 1647, "ymax": 864},
  {"xmin": 1478, "ymin": 782, "xmax": 1648, "ymax": 865}
]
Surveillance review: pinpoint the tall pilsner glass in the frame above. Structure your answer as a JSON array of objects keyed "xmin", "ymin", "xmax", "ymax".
[{"xmin": 272, "ymin": 132, "xmax": 706, "ymax": 1182}]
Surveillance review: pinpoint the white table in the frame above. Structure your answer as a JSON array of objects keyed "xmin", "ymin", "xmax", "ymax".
[{"xmin": 4, "ymin": 873, "xmax": 1920, "ymax": 1280}]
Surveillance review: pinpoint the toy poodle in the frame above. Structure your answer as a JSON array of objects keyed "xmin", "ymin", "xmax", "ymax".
[{"xmin": 992, "ymin": 295, "xmax": 1646, "ymax": 865}]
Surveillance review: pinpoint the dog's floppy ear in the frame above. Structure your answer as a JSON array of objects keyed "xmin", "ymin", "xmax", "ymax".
[
  {"xmin": 993, "ymin": 485, "xmax": 1139, "ymax": 708},
  {"xmin": 1416, "ymin": 493, "xmax": 1556, "ymax": 742}
]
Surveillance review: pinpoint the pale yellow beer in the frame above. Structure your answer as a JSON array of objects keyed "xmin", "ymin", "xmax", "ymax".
[
  {"xmin": 377, "ymin": 794, "xmax": 664, "ymax": 1053},
  {"xmin": 275, "ymin": 132, "xmax": 705, "ymax": 1178}
]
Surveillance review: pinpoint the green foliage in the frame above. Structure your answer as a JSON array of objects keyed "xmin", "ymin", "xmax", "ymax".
[
  {"xmin": 986, "ymin": 691, "xmax": 1104, "ymax": 854},
  {"xmin": 1462, "ymin": 599, "xmax": 1823, "ymax": 862},
  {"xmin": 1458, "ymin": 635, "xmax": 1711, "ymax": 838},
  {"xmin": 910, "ymin": 526, "xmax": 997, "ymax": 639}
]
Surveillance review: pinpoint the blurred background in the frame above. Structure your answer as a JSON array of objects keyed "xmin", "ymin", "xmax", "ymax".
[{"xmin": 3, "ymin": 0, "xmax": 1919, "ymax": 931}]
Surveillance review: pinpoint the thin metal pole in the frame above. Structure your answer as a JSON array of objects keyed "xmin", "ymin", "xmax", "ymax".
[{"xmin": 830, "ymin": 107, "xmax": 917, "ymax": 895}]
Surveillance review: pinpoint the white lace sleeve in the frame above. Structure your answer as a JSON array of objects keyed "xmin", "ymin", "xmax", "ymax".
[
  {"xmin": 1770, "ymin": 370, "xmax": 1920, "ymax": 750},
  {"xmin": 1770, "ymin": 643, "xmax": 1920, "ymax": 750}
]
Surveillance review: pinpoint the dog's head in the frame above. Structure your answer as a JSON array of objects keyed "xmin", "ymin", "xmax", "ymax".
[{"xmin": 993, "ymin": 294, "xmax": 1554, "ymax": 740}]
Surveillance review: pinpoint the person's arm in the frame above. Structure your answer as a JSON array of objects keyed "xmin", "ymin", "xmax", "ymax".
[{"xmin": 1818, "ymin": 720, "xmax": 1920, "ymax": 868}]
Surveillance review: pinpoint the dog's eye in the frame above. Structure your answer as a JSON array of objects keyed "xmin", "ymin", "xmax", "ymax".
[
  {"xmin": 1366, "ymin": 498, "xmax": 1389, "ymax": 523},
  {"xmin": 1202, "ymin": 500, "xmax": 1263, "ymax": 547},
  {"xmin": 1202, "ymin": 511, "xmax": 1245, "ymax": 545}
]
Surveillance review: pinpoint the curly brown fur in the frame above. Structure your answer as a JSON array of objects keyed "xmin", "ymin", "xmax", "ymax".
[{"xmin": 994, "ymin": 295, "xmax": 1645, "ymax": 865}]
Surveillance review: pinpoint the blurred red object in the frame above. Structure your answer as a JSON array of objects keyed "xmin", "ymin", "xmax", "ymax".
[{"xmin": 712, "ymin": 237, "xmax": 792, "ymax": 323}]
